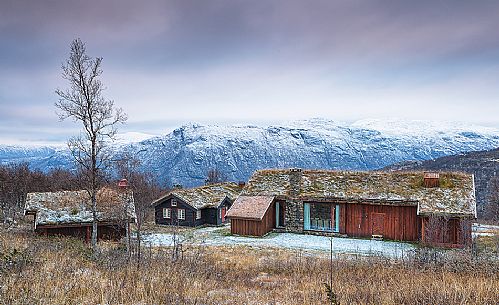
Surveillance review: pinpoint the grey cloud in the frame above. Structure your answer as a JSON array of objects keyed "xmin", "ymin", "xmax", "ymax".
[
  {"xmin": 2, "ymin": 1, "xmax": 499, "ymax": 70},
  {"xmin": 1, "ymin": 0, "xmax": 499, "ymax": 144}
]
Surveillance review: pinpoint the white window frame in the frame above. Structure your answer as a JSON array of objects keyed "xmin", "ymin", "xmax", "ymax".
[
  {"xmin": 163, "ymin": 208, "xmax": 171, "ymax": 219},
  {"xmin": 196, "ymin": 209, "xmax": 202, "ymax": 220},
  {"xmin": 171, "ymin": 199, "xmax": 177, "ymax": 207},
  {"xmin": 219, "ymin": 208, "xmax": 222, "ymax": 219},
  {"xmin": 178, "ymin": 208, "xmax": 185, "ymax": 220}
]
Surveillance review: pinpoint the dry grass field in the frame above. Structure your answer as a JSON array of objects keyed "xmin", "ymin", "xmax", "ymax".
[{"xmin": 1, "ymin": 228, "xmax": 498, "ymax": 305}]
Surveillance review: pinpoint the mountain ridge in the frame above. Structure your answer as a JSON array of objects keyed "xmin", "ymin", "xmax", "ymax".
[{"xmin": 1, "ymin": 118, "xmax": 498, "ymax": 191}]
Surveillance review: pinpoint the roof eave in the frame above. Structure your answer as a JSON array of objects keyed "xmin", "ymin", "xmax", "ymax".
[
  {"xmin": 226, "ymin": 215, "xmax": 264, "ymax": 221},
  {"xmin": 151, "ymin": 193, "xmax": 173, "ymax": 207},
  {"xmin": 417, "ymin": 211, "xmax": 475, "ymax": 218}
]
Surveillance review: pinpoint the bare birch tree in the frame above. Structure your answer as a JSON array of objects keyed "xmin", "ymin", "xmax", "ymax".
[
  {"xmin": 205, "ymin": 168, "xmax": 227, "ymax": 185},
  {"xmin": 55, "ymin": 38, "xmax": 127, "ymax": 250}
]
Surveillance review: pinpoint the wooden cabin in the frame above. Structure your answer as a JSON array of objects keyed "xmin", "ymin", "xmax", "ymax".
[
  {"xmin": 226, "ymin": 196, "xmax": 275, "ymax": 236},
  {"xmin": 152, "ymin": 183, "xmax": 242, "ymax": 227},
  {"xmin": 24, "ymin": 187, "xmax": 136, "ymax": 242},
  {"xmin": 227, "ymin": 169, "xmax": 476, "ymax": 247}
]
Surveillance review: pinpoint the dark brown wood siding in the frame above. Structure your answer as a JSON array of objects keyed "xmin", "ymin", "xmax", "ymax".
[
  {"xmin": 204, "ymin": 198, "xmax": 233, "ymax": 226},
  {"xmin": 36, "ymin": 224, "xmax": 126, "ymax": 241},
  {"xmin": 341, "ymin": 203, "xmax": 418, "ymax": 241},
  {"xmin": 154, "ymin": 196, "xmax": 203, "ymax": 227},
  {"xmin": 230, "ymin": 202, "xmax": 275, "ymax": 236}
]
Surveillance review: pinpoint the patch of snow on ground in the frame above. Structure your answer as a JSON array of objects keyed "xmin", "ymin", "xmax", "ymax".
[
  {"xmin": 203, "ymin": 233, "xmax": 413, "ymax": 257},
  {"xmin": 472, "ymin": 223, "xmax": 499, "ymax": 237},
  {"xmin": 141, "ymin": 227, "xmax": 414, "ymax": 258},
  {"xmin": 141, "ymin": 233, "xmax": 175, "ymax": 247}
]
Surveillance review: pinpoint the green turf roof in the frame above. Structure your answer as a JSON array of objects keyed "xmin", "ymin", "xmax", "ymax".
[{"xmin": 242, "ymin": 169, "xmax": 476, "ymax": 217}]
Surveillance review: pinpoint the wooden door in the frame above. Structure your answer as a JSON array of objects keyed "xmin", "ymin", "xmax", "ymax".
[
  {"xmin": 221, "ymin": 207, "xmax": 226, "ymax": 223},
  {"xmin": 372, "ymin": 213, "xmax": 385, "ymax": 236},
  {"xmin": 276, "ymin": 202, "xmax": 286, "ymax": 228}
]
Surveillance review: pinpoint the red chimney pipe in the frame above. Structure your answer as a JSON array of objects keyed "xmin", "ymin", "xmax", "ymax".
[
  {"xmin": 118, "ymin": 179, "xmax": 129, "ymax": 188},
  {"xmin": 423, "ymin": 172, "xmax": 440, "ymax": 188}
]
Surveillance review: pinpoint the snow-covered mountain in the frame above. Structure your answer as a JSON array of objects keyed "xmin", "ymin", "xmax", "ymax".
[{"xmin": 1, "ymin": 118, "xmax": 499, "ymax": 187}]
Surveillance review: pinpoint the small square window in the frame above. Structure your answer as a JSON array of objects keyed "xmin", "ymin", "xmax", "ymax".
[
  {"xmin": 178, "ymin": 209, "xmax": 185, "ymax": 220},
  {"xmin": 171, "ymin": 199, "xmax": 177, "ymax": 207},
  {"xmin": 163, "ymin": 208, "xmax": 171, "ymax": 219},
  {"xmin": 196, "ymin": 210, "xmax": 202, "ymax": 220}
]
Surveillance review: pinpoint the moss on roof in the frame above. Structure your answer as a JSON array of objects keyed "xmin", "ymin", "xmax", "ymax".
[
  {"xmin": 242, "ymin": 169, "xmax": 476, "ymax": 217},
  {"xmin": 24, "ymin": 188, "xmax": 136, "ymax": 227},
  {"xmin": 154, "ymin": 182, "xmax": 242, "ymax": 209}
]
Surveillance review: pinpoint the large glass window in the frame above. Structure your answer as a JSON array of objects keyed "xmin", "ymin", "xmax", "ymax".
[{"xmin": 304, "ymin": 203, "xmax": 339, "ymax": 232}]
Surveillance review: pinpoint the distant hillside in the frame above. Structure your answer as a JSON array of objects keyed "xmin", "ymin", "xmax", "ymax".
[
  {"xmin": 385, "ymin": 148, "xmax": 499, "ymax": 218},
  {"xmin": 1, "ymin": 118, "xmax": 499, "ymax": 192}
]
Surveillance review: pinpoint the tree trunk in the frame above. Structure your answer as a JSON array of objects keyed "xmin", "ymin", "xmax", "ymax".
[
  {"xmin": 91, "ymin": 190, "xmax": 98, "ymax": 249},
  {"xmin": 91, "ymin": 136, "xmax": 98, "ymax": 250},
  {"xmin": 137, "ymin": 225, "xmax": 141, "ymax": 269},
  {"xmin": 126, "ymin": 219, "xmax": 130, "ymax": 261}
]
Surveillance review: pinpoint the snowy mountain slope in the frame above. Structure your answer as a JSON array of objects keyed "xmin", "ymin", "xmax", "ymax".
[{"xmin": 1, "ymin": 118, "xmax": 499, "ymax": 187}]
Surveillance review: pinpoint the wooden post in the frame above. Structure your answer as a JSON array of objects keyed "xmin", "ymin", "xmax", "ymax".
[
  {"xmin": 421, "ymin": 218, "xmax": 425, "ymax": 244},
  {"xmin": 86, "ymin": 226, "xmax": 90, "ymax": 243}
]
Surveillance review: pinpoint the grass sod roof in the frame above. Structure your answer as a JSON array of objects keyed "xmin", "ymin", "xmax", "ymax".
[
  {"xmin": 152, "ymin": 182, "xmax": 242, "ymax": 209},
  {"xmin": 24, "ymin": 188, "xmax": 136, "ymax": 228},
  {"xmin": 226, "ymin": 195, "xmax": 275, "ymax": 220},
  {"xmin": 242, "ymin": 169, "xmax": 476, "ymax": 217}
]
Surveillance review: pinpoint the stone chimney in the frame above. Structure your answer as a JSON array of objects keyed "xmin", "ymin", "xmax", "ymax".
[
  {"xmin": 289, "ymin": 168, "xmax": 302, "ymax": 198},
  {"xmin": 423, "ymin": 172, "xmax": 440, "ymax": 188}
]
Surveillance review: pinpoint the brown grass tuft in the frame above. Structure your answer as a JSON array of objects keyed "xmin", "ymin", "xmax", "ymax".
[{"xmin": 1, "ymin": 230, "xmax": 498, "ymax": 304}]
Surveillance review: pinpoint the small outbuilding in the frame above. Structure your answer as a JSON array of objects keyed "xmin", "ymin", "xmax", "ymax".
[
  {"xmin": 226, "ymin": 196, "xmax": 276, "ymax": 236},
  {"xmin": 152, "ymin": 183, "xmax": 242, "ymax": 227},
  {"xmin": 24, "ymin": 187, "xmax": 136, "ymax": 242}
]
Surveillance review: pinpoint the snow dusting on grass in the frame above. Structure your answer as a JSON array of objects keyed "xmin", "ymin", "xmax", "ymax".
[
  {"xmin": 141, "ymin": 226, "xmax": 415, "ymax": 258},
  {"xmin": 472, "ymin": 223, "xmax": 499, "ymax": 237},
  {"xmin": 141, "ymin": 223, "xmax": 498, "ymax": 256}
]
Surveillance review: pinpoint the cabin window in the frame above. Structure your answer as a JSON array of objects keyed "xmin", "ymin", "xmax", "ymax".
[
  {"xmin": 171, "ymin": 199, "xmax": 177, "ymax": 207},
  {"xmin": 303, "ymin": 202, "xmax": 339, "ymax": 232},
  {"xmin": 196, "ymin": 210, "xmax": 202, "ymax": 220},
  {"xmin": 163, "ymin": 208, "xmax": 171, "ymax": 219},
  {"xmin": 178, "ymin": 209, "xmax": 185, "ymax": 220}
]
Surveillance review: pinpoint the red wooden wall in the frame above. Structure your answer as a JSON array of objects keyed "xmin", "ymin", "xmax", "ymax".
[
  {"xmin": 420, "ymin": 216, "xmax": 471, "ymax": 248},
  {"xmin": 339, "ymin": 203, "xmax": 419, "ymax": 241},
  {"xmin": 230, "ymin": 202, "xmax": 275, "ymax": 236}
]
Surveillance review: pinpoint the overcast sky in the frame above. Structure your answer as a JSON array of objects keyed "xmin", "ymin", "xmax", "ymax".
[{"xmin": 1, "ymin": 0, "xmax": 499, "ymax": 145}]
